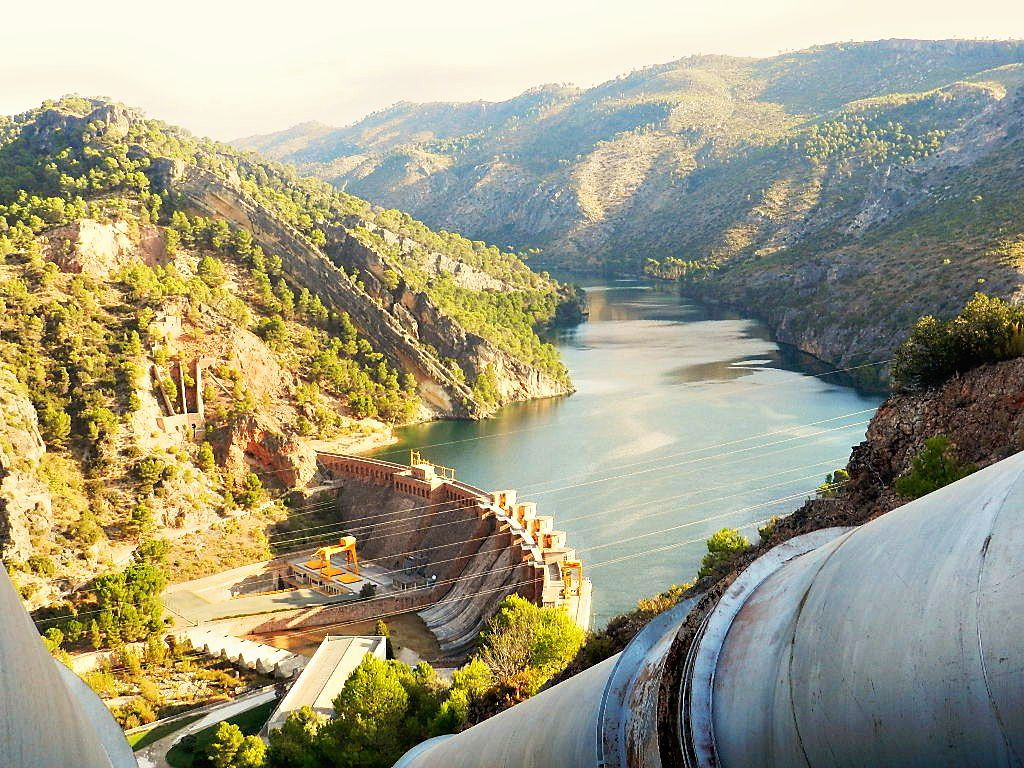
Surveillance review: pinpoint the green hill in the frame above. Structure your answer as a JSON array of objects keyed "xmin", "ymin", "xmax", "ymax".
[
  {"xmin": 0, "ymin": 96, "xmax": 575, "ymax": 609},
  {"xmin": 237, "ymin": 39, "xmax": 1024, "ymax": 383}
]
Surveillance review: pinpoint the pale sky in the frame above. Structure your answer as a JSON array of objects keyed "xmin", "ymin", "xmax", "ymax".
[{"xmin": 3, "ymin": 0, "xmax": 1023, "ymax": 140}]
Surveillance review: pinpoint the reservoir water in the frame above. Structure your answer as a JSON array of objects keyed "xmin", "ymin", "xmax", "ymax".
[{"xmin": 374, "ymin": 279, "xmax": 883, "ymax": 626}]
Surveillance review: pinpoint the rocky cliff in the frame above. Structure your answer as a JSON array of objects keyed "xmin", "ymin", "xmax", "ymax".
[
  {"xmin": 0, "ymin": 369, "xmax": 52, "ymax": 564},
  {"xmin": 773, "ymin": 357, "xmax": 1024, "ymax": 535},
  {"xmin": 155, "ymin": 162, "xmax": 570, "ymax": 418}
]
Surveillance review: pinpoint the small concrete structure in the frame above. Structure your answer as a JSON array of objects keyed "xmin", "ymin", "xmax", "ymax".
[
  {"xmin": 153, "ymin": 355, "xmax": 213, "ymax": 441},
  {"xmin": 261, "ymin": 635, "xmax": 386, "ymax": 737},
  {"xmin": 182, "ymin": 628, "xmax": 306, "ymax": 679}
]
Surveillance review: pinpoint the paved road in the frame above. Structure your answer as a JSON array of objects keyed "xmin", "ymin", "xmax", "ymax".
[{"xmin": 134, "ymin": 687, "xmax": 278, "ymax": 768}]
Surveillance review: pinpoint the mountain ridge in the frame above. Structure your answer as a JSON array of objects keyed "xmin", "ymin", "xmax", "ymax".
[{"xmin": 234, "ymin": 38, "xmax": 1024, "ymax": 385}]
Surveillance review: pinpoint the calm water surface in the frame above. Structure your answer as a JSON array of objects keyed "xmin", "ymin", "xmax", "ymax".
[{"xmin": 374, "ymin": 279, "xmax": 883, "ymax": 625}]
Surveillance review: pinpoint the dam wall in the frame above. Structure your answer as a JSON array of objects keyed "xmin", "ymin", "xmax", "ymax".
[{"xmin": 317, "ymin": 453, "xmax": 591, "ymax": 656}]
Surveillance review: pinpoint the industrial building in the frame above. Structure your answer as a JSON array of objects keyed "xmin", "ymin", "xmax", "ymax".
[
  {"xmin": 284, "ymin": 536, "xmax": 366, "ymax": 595},
  {"xmin": 261, "ymin": 635, "xmax": 387, "ymax": 737}
]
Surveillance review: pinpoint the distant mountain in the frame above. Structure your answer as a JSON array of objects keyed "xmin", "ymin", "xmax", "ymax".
[{"xmin": 235, "ymin": 39, "xmax": 1024, "ymax": 384}]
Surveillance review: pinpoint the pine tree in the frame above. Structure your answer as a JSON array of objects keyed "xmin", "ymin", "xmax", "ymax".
[{"xmin": 89, "ymin": 619, "xmax": 102, "ymax": 651}]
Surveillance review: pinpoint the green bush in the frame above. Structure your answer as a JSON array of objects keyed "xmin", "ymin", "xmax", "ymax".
[
  {"xmin": 477, "ymin": 595, "xmax": 585, "ymax": 697},
  {"xmin": 817, "ymin": 468, "xmax": 850, "ymax": 498},
  {"xmin": 698, "ymin": 528, "xmax": 750, "ymax": 579},
  {"xmin": 895, "ymin": 436, "xmax": 977, "ymax": 499},
  {"xmin": 28, "ymin": 554, "xmax": 56, "ymax": 577},
  {"xmin": 893, "ymin": 293, "xmax": 1024, "ymax": 390}
]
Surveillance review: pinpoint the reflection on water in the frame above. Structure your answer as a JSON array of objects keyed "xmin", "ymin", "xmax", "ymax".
[
  {"xmin": 375, "ymin": 278, "xmax": 884, "ymax": 625},
  {"xmin": 666, "ymin": 356, "xmax": 766, "ymax": 384}
]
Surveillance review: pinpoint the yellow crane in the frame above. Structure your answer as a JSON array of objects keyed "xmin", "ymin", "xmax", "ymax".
[{"xmin": 304, "ymin": 536, "xmax": 361, "ymax": 583}]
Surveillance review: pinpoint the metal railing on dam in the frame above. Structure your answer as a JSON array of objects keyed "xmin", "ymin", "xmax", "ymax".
[{"xmin": 394, "ymin": 449, "xmax": 1024, "ymax": 768}]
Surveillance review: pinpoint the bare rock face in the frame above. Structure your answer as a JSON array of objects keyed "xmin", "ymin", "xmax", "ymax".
[
  {"xmin": 211, "ymin": 413, "xmax": 318, "ymax": 489},
  {"xmin": 44, "ymin": 219, "xmax": 168, "ymax": 278},
  {"xmin": 774, "ymin": 357, "xmax": 1024, "ymax": 540},
  {"xmin": 0, "ymin": 368, "xmax": 52, "ymax": 563},
  {"xmin": 354, "ymin": 223, "xmax": 510, "ymax": 292},
  {"xmin": 155, "ymin": 164, "xmax": 483, "ymax": 418},
  {"xmin": 227, "ymin": 327, "xmax": 296, "ymax": 409},
  {"xmin": 332, "ymin": 230, "xmax": 572, "ymax": 413}
]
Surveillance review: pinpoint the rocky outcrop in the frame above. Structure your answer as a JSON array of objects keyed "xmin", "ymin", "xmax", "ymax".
[
  {"xmin": 152, "ymin": 161, "xmax": 570, "ymax": 417},
  {"xmin": 153, "ymin": 161, "xmax": 481, "ymax": 418},
  {"xmin": 769, "ymin": 357, "xmax": 1024, "ymax": 541},
  {"xmin": 44, "ymin": 219, "xmax": 167, "ymax": 277},
  {"xmin": 211, "ymin": 413, "xmax": 318, "ymax": 489},
  {"xmin": 347, "ymin": 222, "xmax": 511, "ymax": 292},
  {"xmin": 0, "ymin": 369, "xmax": 52, "ymax": 563},
  {"xmin": 848, "ymin": 88, "xmax": 1024, "ymax": 233},
  {"xmin": 331, "ymin": 231, "xmax": 571, "ymax": 405}
]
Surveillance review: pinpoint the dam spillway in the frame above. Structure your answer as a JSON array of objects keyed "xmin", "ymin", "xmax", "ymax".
[
  {"xmin": 316, "ymin": 452, "xmax": 591, "ymax": 656},
  {"xmin": 394, "ymin": 449, "xmax": 1024, "ymax": 767}
]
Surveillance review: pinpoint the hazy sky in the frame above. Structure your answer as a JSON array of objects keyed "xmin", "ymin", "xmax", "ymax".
[{"xmin": 3, "ymin": 0, "xmax": 1023, "ymax": 139}]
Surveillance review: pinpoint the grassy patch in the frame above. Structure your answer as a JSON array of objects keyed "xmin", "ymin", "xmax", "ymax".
[
  {"xmin": 165, "ymin": 700, "xmax": 275, "ymax": 768},
  {"xmin": 127, "ymin": 713, "xmax": 204, "ymax": 751}
]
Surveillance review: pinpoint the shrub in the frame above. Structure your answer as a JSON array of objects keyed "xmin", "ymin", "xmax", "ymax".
[
  {"xmin": 135, "ymin": 455, "xmax": 170, "ymax": 490},
  {"xmin": 63, "ymin": 618, "xmax": 84, "ymax": 643},
  {"xmin": 138, "ymin": 677, "xmax": 161, "ymax": 705},
  {"xmin": 698, "ymin": 528, "xmax": 750, "ymax": 579},
  {"xmin": 816, "ymin": 468, "xmax": 850, "ymax": 498},
  {"xmin": 236, "ymin": 473, "xmax": 265, "ymax": 510},
  {"xmin": 196, "ymin": 442, "xmax": 217, "ymax": 473},
  {"xmin": 893, "ymin": 293, "xmax": 1024, "ymax": 390},
  {"xmin": 43, "ymin": 627, "xmax": 64, "ymax": 651},
  {"xmin": 28, "ymin": 554, "xmax": 56, "ymax": 577},
  {"xmin": 359, "ymin": 582, "xmax": 378, "ymax": 600},
  {"xmin": 115, "ymin": 697, "xmax": 156, "ymax": 729},
  {"xmin": 476, "ymin": 595, "xmax": 584, "ymax": 697},
  {"xmin": 82, "ymin": 670, "xmax": 118, "ymax": 698},
  {"xmin": 895, "ymin": 436, "xmax": 977, "ymax": 500}
]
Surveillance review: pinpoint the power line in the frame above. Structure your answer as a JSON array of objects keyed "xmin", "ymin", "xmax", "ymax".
[
  {"xmin": 215, "ymin": 405, "xmax": 874, "ymax": 540},
  {"xmin": 269, "ymin": 409, "xmax": 872, "ymax": 537},
  {"xmin": 167, "ymin": 472, "xmax": 839, "ymax": 602},
  {"xmin": 216, "ymin": 490, "xmax": 821, "ymax": 648},
  {"xmin": 35, "ymin": 420, "xmax": 864, "ymax": 630},
  {"xmin": 263, "ymin": 450, "xmax": 849, "ymax": 559}
]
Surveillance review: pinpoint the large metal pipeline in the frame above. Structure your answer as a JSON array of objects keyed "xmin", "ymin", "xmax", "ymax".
[
  {"xmin": 0, "ymin": 566, "xmax": 138, "ymax": 768},
  {"xmin": 395, "ymin": 450, "xmax": 1024, "ymax": 768}
]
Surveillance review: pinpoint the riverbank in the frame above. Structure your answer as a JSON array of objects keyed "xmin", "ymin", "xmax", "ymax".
[{"xmin": 375, "ymin": 277, "xmax": 883, "ymax": 623}]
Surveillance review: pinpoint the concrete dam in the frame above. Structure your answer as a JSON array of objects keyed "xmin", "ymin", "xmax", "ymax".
[
  {"xmin": 316, "ymin": 452, "xmax": 592, "ymax": 656},
  {"xmin": 395, "ymin": 449, "xmax": 1024, "ymax": 768}
]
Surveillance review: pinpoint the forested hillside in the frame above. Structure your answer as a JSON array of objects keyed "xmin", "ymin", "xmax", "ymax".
[
  {"xmin": 239, "ymin": 39, "xmax": 1024, "ymax": 385},
  {"xmin": 0, "ymin": 96, "xmax": 575, "ymax": 610}
]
